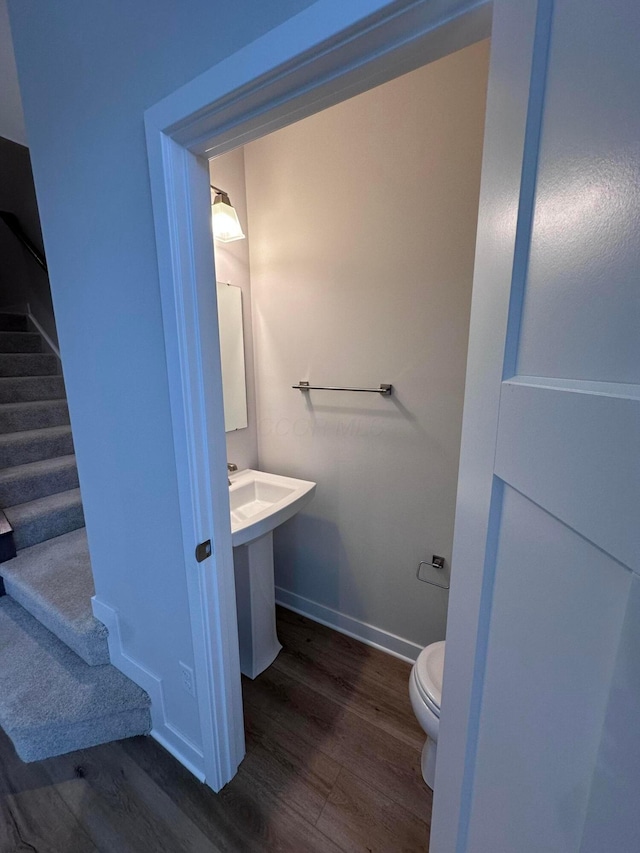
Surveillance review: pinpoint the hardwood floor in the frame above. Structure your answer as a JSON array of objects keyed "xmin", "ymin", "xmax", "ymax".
[{"xmin": 0, "ymin": 607, "xmax": 432, "ymax": 852}]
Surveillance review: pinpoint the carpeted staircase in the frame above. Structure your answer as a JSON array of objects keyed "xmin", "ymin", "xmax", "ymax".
[{"xmin": 0, "ymin": 312, "xmax": 151, "ymax": 762}]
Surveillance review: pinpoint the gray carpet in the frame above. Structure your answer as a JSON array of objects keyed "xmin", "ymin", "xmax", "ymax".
[
  {"xmin": 0, "ymin": 424, "xmax": 74, "ymax": 468},
  {"xmin": 0, "ymin": 313, "xmax": 30, "ymax": 332},
  {"xmin": 0, "ymin": 331, "xmax": 42, "ymax": 353},
  {"xmin": 0, "ymin": 314, "xmax": 151, "ymax": 762},
  {"xmin": 0, "ymin": 597, "xmax": 150, "ymax": 762},
  {"xmin": 5, "ymin": 487, "xmax": 85, "ymax": 549},
  {"xmin": 0, "ymin": 399, "xmax": 70, "ymax": 433},
  {"xmin": 0, "ymin": 375, "xmax": 66, "ymax": 403},
  {"xmin": 1, "ymin": 528, "xmax": 109, "ymax": 666},
  {"xmin": 0, "ymin": 352, "xmax": 59, "ymax": 377},
  {"xmin": 0, "ymin": 454, "xmax": 79, "ymax": 506}
]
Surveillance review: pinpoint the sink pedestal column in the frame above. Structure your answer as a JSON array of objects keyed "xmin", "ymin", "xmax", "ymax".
[{"xmin": 232, "ymin": 531, "xmax": 282, "ymax": 679}]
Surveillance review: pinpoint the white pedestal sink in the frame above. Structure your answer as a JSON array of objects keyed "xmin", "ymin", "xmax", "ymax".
[{"xmin": 229, "ymin": 469, "xmax": 316, "ymax": 678}]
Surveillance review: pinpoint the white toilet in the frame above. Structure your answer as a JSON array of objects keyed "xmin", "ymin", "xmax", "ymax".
[{"xmin": 409, "ymin": 640, "xmax": 445, "ymax": 789}]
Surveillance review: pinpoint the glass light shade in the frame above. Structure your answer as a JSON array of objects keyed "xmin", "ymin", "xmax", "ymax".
[{"xmin": 212, "ymin": 198, "xmax": 245, "ymax": 242}]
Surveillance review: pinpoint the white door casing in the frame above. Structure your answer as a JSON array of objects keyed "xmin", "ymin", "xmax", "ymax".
[
  {"xmin": 433, "ymin": 0, "xmax": 640, "ymax": 851},
  {"xmin": 144, "ymin": 135, "xmax": 245, "ymax": 789}
]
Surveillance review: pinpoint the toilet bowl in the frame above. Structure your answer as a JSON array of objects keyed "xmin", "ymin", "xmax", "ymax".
[{"xmin": 409, "ymin": 640, "xmax": 445, "ymax": 789}]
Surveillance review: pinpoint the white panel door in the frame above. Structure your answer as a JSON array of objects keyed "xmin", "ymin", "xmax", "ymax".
[{"xmin": 434, "ymin": 0, "xmax": 640, "ymax": 850}]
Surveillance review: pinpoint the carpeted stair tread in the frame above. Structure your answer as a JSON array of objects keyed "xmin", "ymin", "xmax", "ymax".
[
  {"xmin": 0, "ymin": 331, "xmax": 42, "ymax": 353},
  {"xmin": 0, "ymin": 597, "xmax": 150, "ymax": 762},
  {"xmin": 1, "ymin": 528, "xmax": 109, "ymax": 666},
  {"xmin": 0, "ymin": 375, "xmax": 66, "ymax": 404},
  {"xmin": 0, "ymin": 352, "xmax": 59, "ymax": 377},
  {"xmin": 5, "ymin": 487, "xmax": 84, "ymax": 550},
  {"xmin": 0, "ymin": 454, "xmax": 79, "ymax": 507},
  {"xmin": 0, "ymin": 399, "xmax": 70, "ymax": 434},
  {"xmin": 0, "ymin": 314, "xmax": 29, "ymax": 332},
  {"xmin": 0, "ymin": 424, "xmax": 74, "ymax": 468}
]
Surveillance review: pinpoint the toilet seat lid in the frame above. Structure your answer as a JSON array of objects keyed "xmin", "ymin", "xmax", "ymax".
[{"xmin": 415, "ymin": 641, "xmax": 445, "ymax": 710}]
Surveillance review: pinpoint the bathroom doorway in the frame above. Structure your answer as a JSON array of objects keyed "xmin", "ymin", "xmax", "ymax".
[
  {"xmin": 209, "ymin": 38, "xmax": 490, "ymax": 662},
  {"xmin": 144, "ymin": 0, "xmax": 492, "ymax": 795}
]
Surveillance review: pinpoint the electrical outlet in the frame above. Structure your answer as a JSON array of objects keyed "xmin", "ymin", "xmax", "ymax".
[{"xmin": 179, "ymin": 661, "xmax": 196, "ymax": 697}]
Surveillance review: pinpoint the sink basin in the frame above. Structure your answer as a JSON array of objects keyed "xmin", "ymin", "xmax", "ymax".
[{"xmin": 229, "ymin": 468, "xmax": 316, "ymax": 547}]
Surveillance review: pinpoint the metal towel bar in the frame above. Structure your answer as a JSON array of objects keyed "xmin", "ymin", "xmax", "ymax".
[{"xmin": 293, "ymin": 381, "xmax": 392, "ymax": 396}]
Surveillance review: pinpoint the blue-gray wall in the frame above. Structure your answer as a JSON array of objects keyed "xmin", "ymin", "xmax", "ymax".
[{"xmin": 7, "ymin": 0, "xmax": 316, "ymax": 750}]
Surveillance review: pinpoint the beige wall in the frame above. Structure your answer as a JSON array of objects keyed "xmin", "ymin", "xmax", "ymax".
[{"xmin": 242, "ymin": 40, "xmax": 490, "ymax": 653}]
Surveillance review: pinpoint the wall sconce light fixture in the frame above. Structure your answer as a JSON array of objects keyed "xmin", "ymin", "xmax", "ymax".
[{"xmin": 211, "ymin": 185, "xmax": 245, "ymax": 243}]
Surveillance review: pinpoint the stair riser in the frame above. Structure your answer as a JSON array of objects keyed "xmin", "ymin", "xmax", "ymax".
[
  {"xmin": 0, "ymin": 314, "xmax": 29, "ymax": 332},
  {"xmin": 0, "ymin": 376, "xmax": 66, "ymax": 403},
  {"xmin": 0, "ymin": 332, "xmax": 42, "ymax": 354},
  {"xmin": 3, "ymin": 574, "xmax": 109, "ymax": 666},
  {"xmin": 0, "ymin": 597, "xmax": 150, "ymax": 764},
  {"xmin": 9, "ymin": 502, "xmax": 85, "ymax": 550},
  {"xmin": 0, "ymin": 402, "xmax": 70, "ymax": 434},
  {"xmin": 0, "ymin": 353, "xmax": 58, "ymax": 377},
  {"xmin": 0, "ymin": 429, "xmax": 74, "ymax": 468},
  {"xmin": 0, "ymin": 462, "xmax": 79, "ymax": 507},
  {"xmin": 0, "ymin": 528, "xmax": 110, "ymax": 666},
  {"xmin": 15, "ymin": 707, "xmax": 152, "ymax": 763}
]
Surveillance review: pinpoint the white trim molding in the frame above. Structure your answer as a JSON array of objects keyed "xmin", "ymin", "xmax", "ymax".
[
  {"xmin": 144, "ymin": 127, "xmax": 245, "ymax": 792},
  {"xmin": 276, "ymin": 588, "xmax": 423, "ymax": 663},
  {"xmin": 92, "ymin": 596, "xmax": 206, "ymax": 781},
  {"xmin": 431, "ymin": 2, "xmax": 548, "ymax": 850}
]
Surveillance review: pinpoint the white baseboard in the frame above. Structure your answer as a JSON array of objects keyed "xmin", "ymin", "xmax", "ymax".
[
  {"xmin": 275, "ymin": 587, "xmax": 423, "ymax": 664},
  {"xmin": 27, "ymin": 313, "xmax": 60, "ymax": 359},
  {"xmin": 92, "ymin": 596, "xmax": 206, "ymax": 782}
]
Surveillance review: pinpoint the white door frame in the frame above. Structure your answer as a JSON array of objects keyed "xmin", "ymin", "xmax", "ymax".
[
  {"xmin": 431, "ymin": 0, "xmax": 553, "ymax": 847},
  {"xmin": 143, "ymin": 0, "xmax": 493, "ymax": 809}
]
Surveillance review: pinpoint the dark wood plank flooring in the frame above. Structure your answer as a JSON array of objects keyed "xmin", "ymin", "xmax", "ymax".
[{"xmin": 0, "ymin": 607, "xmax": 431, "ymax": 852}]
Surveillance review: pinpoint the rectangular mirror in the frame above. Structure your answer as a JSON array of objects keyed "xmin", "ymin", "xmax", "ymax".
[{"xmin": 216, "ymin": 281, "xmax": 248, "ymax": 431}]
